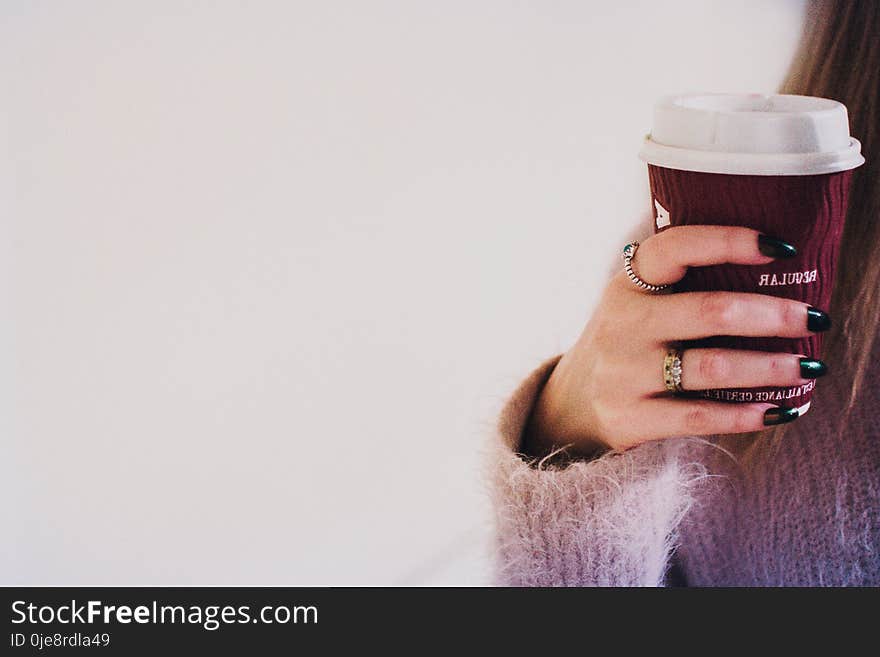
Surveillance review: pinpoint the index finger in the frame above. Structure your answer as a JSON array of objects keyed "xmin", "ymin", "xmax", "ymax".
[{"xmin": 631, "ymin": 225, "xmax": 797, "ymax": 287}]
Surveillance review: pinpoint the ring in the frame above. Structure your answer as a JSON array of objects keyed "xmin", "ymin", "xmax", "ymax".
[
  {"xmin": 622, "ymin": 241, "xmax": 669, "ymax": 293},
  {"xmin": 663, "ymin": 347, "xmax": 684, "ymax": 393}
]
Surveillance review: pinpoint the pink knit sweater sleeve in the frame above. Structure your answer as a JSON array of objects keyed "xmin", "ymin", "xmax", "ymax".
[{"xmin": 489, "ymin": 357, "xmax": 705, "ymax": 586}]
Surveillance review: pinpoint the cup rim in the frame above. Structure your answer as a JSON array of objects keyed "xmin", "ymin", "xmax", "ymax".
[{"xmin": 639, "ymin": 136, "xmax": 865, "ymax": 176}]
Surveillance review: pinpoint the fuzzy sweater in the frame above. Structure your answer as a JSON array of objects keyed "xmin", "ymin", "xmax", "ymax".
[{"xmin": 490, "ymin": 337, "xmax": 880, "ymax": 586}]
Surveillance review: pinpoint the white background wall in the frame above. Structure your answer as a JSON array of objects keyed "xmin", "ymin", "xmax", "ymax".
[{"xmin": 2, "ymin": 0, "xmax": 807, "ymax": 585}]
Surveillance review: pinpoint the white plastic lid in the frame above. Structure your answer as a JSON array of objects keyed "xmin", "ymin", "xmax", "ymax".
[{"xmin": 639, "ymin": 93, "xmax": 864, "ymax": 175}]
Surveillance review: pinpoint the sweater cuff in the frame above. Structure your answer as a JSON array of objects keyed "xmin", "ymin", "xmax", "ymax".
[
  {"xmin": 497, "ymin": 355, "xmax": 564, "ymax": 458},
  {"xmin": 488, "ymin": 358, "xmax": 705, "ymax": 586}
]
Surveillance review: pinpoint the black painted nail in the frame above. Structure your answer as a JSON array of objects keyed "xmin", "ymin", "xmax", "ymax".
[
  {"xmin": 799, "ymin": 358, "xmax": 828, "ymax": 378},
  {"xmin": 764, "ymin": 406, "xmax": 800, "ymax": 426},
  {"xmin": 807, "ymin": 307, "xmax": 832, "ymax": 332},
  {"xmin": 758, "ymin": 234, "xmax": 797, "ymax": 259}
]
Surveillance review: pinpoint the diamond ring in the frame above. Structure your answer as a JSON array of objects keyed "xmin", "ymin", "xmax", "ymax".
[{"xmin": 664, "ymin": 347, "xmax": 685, "ymax": 393}]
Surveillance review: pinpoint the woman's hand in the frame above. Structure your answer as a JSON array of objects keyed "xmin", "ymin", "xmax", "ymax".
[{"xmin": 524, "ymin": 225, "xmax": 830, "ymax": 457}]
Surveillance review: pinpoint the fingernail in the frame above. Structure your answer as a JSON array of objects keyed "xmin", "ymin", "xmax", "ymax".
[
  {"xmin": 807, "ymin": 307, "xmax": 832, "ymax": 332},
  {"xmin": 799, "ymin": 358, "xmax": 828, "ymax": 378},
  {"xmin": 764, "ymin": 406, "xmax": 800, "ymax": 425},
  {"xmin": 758, "ymin": 234, "xmax": 797, "ymax": 259}
]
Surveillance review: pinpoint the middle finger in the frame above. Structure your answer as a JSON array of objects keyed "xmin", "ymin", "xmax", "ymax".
[{"xmin": 651, "ymin": 291, "xmax": 831, "ymax": 342}]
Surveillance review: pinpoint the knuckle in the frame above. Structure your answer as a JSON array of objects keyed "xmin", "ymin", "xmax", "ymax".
[
  {"xmin": 599, "ymin": 296, "xmax": 651, "ymax": 340},
  {"xmin": 697, "ymin": 350, "xmax": 729, "ymax": 383},
  {"xmin": 779, "ymin": 301, "xmax": 803, "ymax": 332},
  {"xmin": 700, "ymin": 294, "xmax": 740, "ymax": 331},
  {"xmin": 629, "ymin": 303, "xmax": 655, "ymax": 336},
  {"xmin": 649, "ymin": 226, "xmax": 678, "ymax": 258},
  {"xmin": 728, "ymin": 409, "xmax": 754, "ymax": 435},
  {"xmin": 719, "ymin": 226, "xmax": 739, "ymax": 254},
  {"xmin": 684, "ymin": 407, "xmax": 712, "ymax": 434},
  {"xmin": 767, "ymin": 354, "xmax": 787, "ymax": 375}
]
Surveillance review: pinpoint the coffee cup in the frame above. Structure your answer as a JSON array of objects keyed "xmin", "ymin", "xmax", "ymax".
[{"xmin": 639, "ymin": 93, "xmax": 865, "ymax": 415}]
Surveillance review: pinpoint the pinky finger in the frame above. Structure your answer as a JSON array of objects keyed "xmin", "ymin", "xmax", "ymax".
[{"xmin": 632, "ymin": 399, "xmax": 800, "ymax": 444}]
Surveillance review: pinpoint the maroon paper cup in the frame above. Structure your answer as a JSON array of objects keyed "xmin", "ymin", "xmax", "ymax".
[{"xmin": 640, "ymin": 94, "xmax": 864, "ymax": 415}]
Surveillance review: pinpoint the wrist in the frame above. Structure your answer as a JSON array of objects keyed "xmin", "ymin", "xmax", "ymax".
[{"xmin": 522, "ymin": 365, "xmax": 608, "ymax": 461}]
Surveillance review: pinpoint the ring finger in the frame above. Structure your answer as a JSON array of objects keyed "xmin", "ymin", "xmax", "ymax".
[{"xmin": 655, "ymin": 347, "xmax": 827, "ymax": 393}]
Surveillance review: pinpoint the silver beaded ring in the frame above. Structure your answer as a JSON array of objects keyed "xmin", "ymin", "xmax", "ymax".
[{"xmin": 622, "ymin": 241, "xmax": 669, "ymax": 293}]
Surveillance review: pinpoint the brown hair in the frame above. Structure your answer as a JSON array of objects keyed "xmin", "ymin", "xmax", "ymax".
[{"xmin": 741, "ymin": 0, "xmax": 880, "ymax": 454}]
